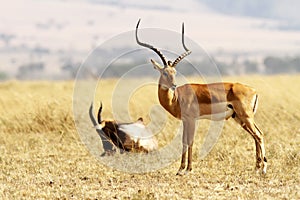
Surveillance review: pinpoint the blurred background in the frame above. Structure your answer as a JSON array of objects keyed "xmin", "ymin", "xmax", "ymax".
[{"xmin": 0, "ymin": 0, "xmax": 300, "ymax": 80}]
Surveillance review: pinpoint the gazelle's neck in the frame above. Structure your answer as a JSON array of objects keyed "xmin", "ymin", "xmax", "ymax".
[{"xmin": 158, "ymin": 84, "xmax": 181, "ymax": 119}]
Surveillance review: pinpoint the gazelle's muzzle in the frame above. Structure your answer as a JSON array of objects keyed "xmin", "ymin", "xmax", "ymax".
[{"xmin": 170, "ymin": 84, "xmax": 177, "ymax": 91}]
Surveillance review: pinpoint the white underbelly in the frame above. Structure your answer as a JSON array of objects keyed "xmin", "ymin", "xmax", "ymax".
[
  {"xmin": 199, "ymin": 109, "xmax": 234, "ymax": 120},
  {"xmin": 199, "ymin": 102, "xmax": 234, "ymax": 121}
]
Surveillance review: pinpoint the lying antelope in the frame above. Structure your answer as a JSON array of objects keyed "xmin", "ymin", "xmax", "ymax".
[
  {"xmin": 89, "ymin": 102, "xmax": 158, "ymax": 155},
  {"xmin": 136, "ymin": 19, "xmax": 267, "ymax": 175}
]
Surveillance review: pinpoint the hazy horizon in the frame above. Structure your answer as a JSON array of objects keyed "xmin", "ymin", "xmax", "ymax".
[{"xmin": 1, "ymin": 0, "xmax": 299, "ymax": 79}]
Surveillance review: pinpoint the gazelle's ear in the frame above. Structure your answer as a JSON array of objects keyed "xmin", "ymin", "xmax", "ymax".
[{"xmin": 151, "ymin": 59, "xmax": 163, "ymax": 71}]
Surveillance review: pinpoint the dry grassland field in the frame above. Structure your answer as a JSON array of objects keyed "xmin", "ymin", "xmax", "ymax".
[{"xmin": 0, "ymin": 75, "xmax": 299, "ymax": 199}]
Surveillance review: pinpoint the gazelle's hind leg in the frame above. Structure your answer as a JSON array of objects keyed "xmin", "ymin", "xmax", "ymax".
[
  {"xmin": 253, "ymin": 123, "xmax": 267, "ymax": 174},
  {"xmin": 234, "ymin": 116, "xmax": 267, "ymax": 174}
]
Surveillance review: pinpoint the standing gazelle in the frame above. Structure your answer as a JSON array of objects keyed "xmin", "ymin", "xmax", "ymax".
[{"xmin": 135, "ymin": 19, "xmax": 267, "ymax": 175}]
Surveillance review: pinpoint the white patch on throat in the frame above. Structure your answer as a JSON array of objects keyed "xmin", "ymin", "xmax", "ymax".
[{"xmin": 160, "ymin": 84, "xmax": 170, "ymax": 90}]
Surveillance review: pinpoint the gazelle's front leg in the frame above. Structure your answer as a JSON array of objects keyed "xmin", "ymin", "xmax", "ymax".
[
  {"xmin": 177, "ymin": 144, "xmax": 187, "ymax": 175},
  {"xmin": 186, "ymin": 119, "xmax": 196, "ymax": 173},
  {"xmin": 177, "ymin": 121, "xmax": 187, "ymax": 175},
  {"xmin": 186, "ymin": 141, "xmax": 194, "ymax": 172},
  {"xmin": 177, "ymin": 119, "xmax": 196, "ymax": 175}
]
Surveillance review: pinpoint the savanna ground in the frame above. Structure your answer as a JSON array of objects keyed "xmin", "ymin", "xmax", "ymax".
[{"xmin": 0, "ymin": 75, "xmax": 299, "ymax": 199}]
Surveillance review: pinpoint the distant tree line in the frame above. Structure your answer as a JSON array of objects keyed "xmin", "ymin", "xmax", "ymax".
[
  {"xmin": 10, "ymin": 55, "xmax": 300, "ymax": 80},
  {"xmin": 16, "ymin": 62, "xmax": 45, "ymax": 80},
  {"xmin": 264, "ymin": 56, "xmax": 300, "ymax": 74}
]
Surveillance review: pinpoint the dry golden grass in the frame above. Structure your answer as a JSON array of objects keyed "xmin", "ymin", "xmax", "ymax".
[{"xmin": 0, "ymin": 76, "xmax": 299, "ymax": 199}]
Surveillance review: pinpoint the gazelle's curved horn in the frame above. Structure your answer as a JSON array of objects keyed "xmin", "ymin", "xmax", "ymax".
[
  {"xmin": 172, "ymin": 23, "xmax": 192, "ymax": 68},
  {"xmin": 135, "ymin": 19, "xmax": 168, "ymax": 67}
]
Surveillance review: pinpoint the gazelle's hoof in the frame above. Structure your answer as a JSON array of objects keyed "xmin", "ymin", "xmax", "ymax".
[
  {"xmin": 255, "ymin": 167, "xmax": 267, "ymax": 175},
  {"xmin": 184, "ymin": 170, "xmax": 191, "ymax": 175},
  {"xmin": 176, "ymin": 170, "xmax": 185, "ymax": 176},
  {"xmin": 262, "ymin": 161, "xmax": 267, "ymax": 175},
  {"xmin": 176, "ymin": 169, "xmax": 191, "ymax": 176}
]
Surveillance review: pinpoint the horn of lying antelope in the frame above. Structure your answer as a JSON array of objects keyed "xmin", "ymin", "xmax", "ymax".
[
  {"xmin": 171, "ymin": 23, "xmax": 192, "ymax": 68},
  {"xmin": 89, "ymin": 102, "xmax": 103, "ymax": 130},
  {"xmin": 89, "ymin": 102, "xmax": 98, "ymax": 127},
  {"xmin": 97, "ymin": 101, "xmax": 103, "ymax": 124},
  {"xmin": 135, "ymin": 19, "xmax": 168, "ymax": 68}
]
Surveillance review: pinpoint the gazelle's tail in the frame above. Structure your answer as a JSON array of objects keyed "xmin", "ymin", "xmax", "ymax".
[{"xmin": 252, "ymin": 94, "xmax": 259, "ymax": 114}]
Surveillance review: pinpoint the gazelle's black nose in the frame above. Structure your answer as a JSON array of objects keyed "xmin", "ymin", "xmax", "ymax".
[{"xmin": 171, "ymin": 84, "xmax": 177, "ymax": 91}]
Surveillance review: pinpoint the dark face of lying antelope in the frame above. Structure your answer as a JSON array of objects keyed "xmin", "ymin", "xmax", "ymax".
[{"xmin": 89, "ymin": 102, "xmax": 158, "ymax": 155}]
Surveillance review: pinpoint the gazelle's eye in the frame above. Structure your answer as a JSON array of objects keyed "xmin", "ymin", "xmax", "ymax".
[{"xmin": 163, "ymin": 72, "xmax": 168, "ymax": 76}]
